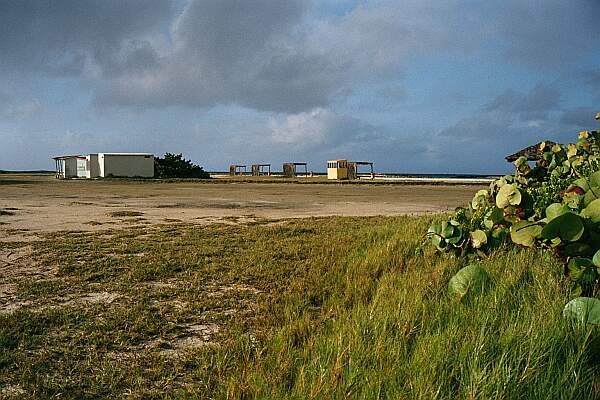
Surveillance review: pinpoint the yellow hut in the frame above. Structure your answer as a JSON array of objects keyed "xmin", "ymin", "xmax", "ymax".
[{"xmin": 327, "ymin": 159, "xmax": 348, "ymax": 180}]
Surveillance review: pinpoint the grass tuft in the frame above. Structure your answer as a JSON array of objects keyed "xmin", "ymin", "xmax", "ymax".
[{"xmin": 108, "ymin": 210, "xmax": 144, "ymax": 218}]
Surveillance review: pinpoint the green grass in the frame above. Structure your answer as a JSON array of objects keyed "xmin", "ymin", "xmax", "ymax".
[{"xmin": 1, "ymin": 216, "xmax": 599, "ymax": 399}]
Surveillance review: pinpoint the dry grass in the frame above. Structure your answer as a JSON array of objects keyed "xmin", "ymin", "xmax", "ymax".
[{"xmin": 0, "ymin": 216, "xmax": 599, "ymax": 399}]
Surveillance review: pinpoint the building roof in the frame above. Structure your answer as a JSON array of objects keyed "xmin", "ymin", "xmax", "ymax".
[
  {"xmin": 98, "ymin": 152, "xmax": 153, "ymax": 156},
  {"xmin": 52, "ymin": 155, "xmax": 84, "ymax": 160},
  {"xmin": 505, "ymin": 141, "xmax": 557, "ymax": 162}
]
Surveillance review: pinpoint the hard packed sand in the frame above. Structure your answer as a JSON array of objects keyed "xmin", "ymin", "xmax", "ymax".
[{"xmin": 0, "ymin": 174, "xmax": 485, "ymax": 234}]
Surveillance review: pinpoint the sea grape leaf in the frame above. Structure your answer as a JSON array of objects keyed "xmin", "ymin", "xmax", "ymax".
[
  {"xmin": 567, "ymin": 258, "xmax": 598, "ymax": 284},
  {"xmin": 448, "ymin": 264, "xmax": 490, "ymax": 301},
  {"xmin": 483, "ymin": 207, "xmax": 504, "ymax": 229},
  {"xmin": 582, "ymin": 199, "xmax": 600, "ymax": 223},
  {"xmin": 563, "ymin": 297, "xmax": 600, "ymax": 325},
  {"xmin": 584, "ymin": 189, "xmax": 600, "ymax": 207},
  {"xmin": 496, "ymin": 184, "xmax": 522, "ymax": 208},
  {"xmin": 471, "ymin": 189, "xmax": 489, "ymax": 210},
  {"xmin": 567, "ymin": 143, "xmax": 578, "ymax": 158},
  {"xmin": 593, "ymin": 249, "xmax": 600, "ymax": 268},
  {"xmin": 470, "ymin": 230, "xmax": 487, "ymax": 249},
  {"xmin": 541, "ymin": 212, "xmax": 584, "ymax": 242},
  {"xmin": 573, "ymin": 177, "xmax": 590, "ymax": 192},
  {"xmin": 562, "ymin": 243, "xmax": 594, "ymax": 257},
  {"xmin": 441, "ymin": 221, "xmax": 455, "ymax": 238},
  {"xmin": 545, "ymin": 203, "xmax": 570, "ymax": 221},
  {"xmin": 589, "ymin": 171, "xmax": 600, "ymax": 188},
  {"xmin": 510, "ymin": 221, "xmax": 542, "ymax": 247}
]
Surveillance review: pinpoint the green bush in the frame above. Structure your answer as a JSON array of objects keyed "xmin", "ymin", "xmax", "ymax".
[
  {"xmin": 427, "ymin": 113, "xmax": 600, "ymax": 296},
  {"xmin": 154, "ymin": 153, "xmax": 210, "ymax": 179}
]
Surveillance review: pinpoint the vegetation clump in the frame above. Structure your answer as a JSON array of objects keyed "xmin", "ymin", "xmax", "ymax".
[
  {"xmin": 427, "ymin": 113, "xmax": 600, "ymax": 296},
  {"xmin": 154, "ymin": 153, "xmax": 210, "ymax": 179}
]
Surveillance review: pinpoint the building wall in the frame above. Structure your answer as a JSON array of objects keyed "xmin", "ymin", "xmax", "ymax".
[
  {"xmin": 86, "ymin": 154, "xmax": 100, "ymax": 178},
  {"xmin": 64, "ymin": 158, "xmax": 78, "ymax": 178},
  {"xmin": 76, "ymin": 158, "xmax": 87, "ymax": 178},
  {"xmin": 99, "ymin": 154, "xmax": 154, "ymax": 177}
]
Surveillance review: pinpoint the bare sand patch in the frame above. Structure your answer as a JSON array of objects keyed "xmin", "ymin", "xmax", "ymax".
[{"xmin": 0, "ymin": 174, "xmax": 484, "ymax": 233}]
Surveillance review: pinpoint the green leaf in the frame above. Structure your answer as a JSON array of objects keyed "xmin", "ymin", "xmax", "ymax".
[
  {"xmin": 427, "ymin": 222, "xmax": 442, "ymax": 236},
  {"xmin": 470, "ymin": 230, "xmax": 487, "ymax": 249},
  {"xmin": 563, "ymin": 297, "xmax": 600, "ymax": 325},
  {"xmin": 541, "ymin": 212, "xmax": 584, "ymax": 242},
  {"xmin": 483, "ymin": 207, "xmax": 504, "ymax": 229},
  {"xmin": 567, "ymin": 258, "xmax": 598, "ymax": 284},
  {"xmin": 582, "ymin": 198, "xmax": 600, "ymax": 223},
  {"xmin": 593, "ymin": 249, "xmax": 600, "ymax": 268},
  {"xmin": 496, "ymin": 184, "xmax": 522, "ymax": 208},
  {"xmin": 573, "ymin": 177, "xmax": 590, "ymax": 192},
  {"xmin": 562, "ymin": 243, "xmax": 594, "ymax": 257},
  {"xmin": 589, "ymin": 171, "xmax": 600, "ymax": 188},
  {"xmin": 545, "ymin": 203, "xmax": 570, "ymax": 221},
  {"xmin": 584, "ymin": 189, "xmax": 600, "ymax": 207},
  {"xmin": 510, "ymin": 221, "xmax": 542, "ymax": 247},
  {"xmin": 441, "ymin": 221, "xmax": 455, "ymax": 238},
  {"xmin": 448, "ymin": 264, "xmax": 490, "ymax": 301},
  {"xmin": 471, "ymin": 189, "xmax": 489, "ymax": 210}
]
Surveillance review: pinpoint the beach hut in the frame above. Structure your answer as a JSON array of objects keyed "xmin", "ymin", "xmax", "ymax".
[
  {"xmin": 327, "ymin": 159, "xmax": 349, "ymax": 180},
  {"xmin": 505, "ymin": 141, "xmax": 557, "ymax": 162}
]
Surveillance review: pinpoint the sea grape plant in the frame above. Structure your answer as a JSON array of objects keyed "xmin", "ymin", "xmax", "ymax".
[{"xmin": 427, "ymin": 113, "xmax": 600, "ymax": 295}]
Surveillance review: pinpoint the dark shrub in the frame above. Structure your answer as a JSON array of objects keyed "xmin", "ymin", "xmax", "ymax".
[{"xmin": 154, "ymin": 153, "xmax": 210, "ymax": 179}]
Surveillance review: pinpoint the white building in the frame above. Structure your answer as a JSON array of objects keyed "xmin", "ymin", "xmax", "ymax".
[{"xmin": 54, "ymin": 153, "xmax": 154, "ymax": 178}]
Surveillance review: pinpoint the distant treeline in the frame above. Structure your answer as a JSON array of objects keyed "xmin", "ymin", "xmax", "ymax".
[{"xmin": 0, "ymin": 170, "xmax": 54, "ymax": 174}]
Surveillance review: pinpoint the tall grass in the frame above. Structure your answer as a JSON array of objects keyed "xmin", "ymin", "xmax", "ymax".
[{"xmin": 1, "ymin": 216, "xmax": 599, "ymax": 399}]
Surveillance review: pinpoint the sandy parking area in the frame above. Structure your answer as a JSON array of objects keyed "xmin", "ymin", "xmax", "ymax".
[{"xmin": 0, "ymin": 174, "xmax": 484, "ymax": 233}]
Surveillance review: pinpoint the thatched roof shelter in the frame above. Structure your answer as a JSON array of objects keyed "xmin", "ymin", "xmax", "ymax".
[{"xmin": 505, "ymin": 141, "xmax": 557, "ymax": 162}]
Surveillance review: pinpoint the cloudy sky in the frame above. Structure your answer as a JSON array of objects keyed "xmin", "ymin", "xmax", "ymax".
[{"xmin": 1, "ymin": 0, "xmax": 599, "ymax": 174}]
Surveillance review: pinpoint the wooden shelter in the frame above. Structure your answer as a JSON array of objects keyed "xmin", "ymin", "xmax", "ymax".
[
  {"xmin": 229, "ymin": 164, "xmax": 247, "ymax": 176},
  {"xmin": 251, "ymin": 164, "xmax": 271, "ymax": 176},
  {"xmin": 348, "ymin": 161, "xmax": 374, "ymax": 180},
  {"xmin": 53, "ymin": 155, "xmax": 86, "ymax": 179},
  {"xmin": 505, "ymin": 141, "xmax": 557, "ymax": 162},
  {"xmin": 283, "ymin": 162, "xmax": 308, "ymax": 177}
]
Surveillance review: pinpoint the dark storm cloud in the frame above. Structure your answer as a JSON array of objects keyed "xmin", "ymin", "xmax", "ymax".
[
  {"xmin": 1, "ymin": 0, "xmax": 600, "ymax": 173},
  {"xmin": 2, "ymin": 0, "xmax": 598, "ymax": 114},
  {"xmin": 495, "ymin": 0, "xmax": 600, "ymax": 68},
  {"xmin": 484, "ymin": 84, "xmax": 561, "ymax": 122},
  {"xmin": 561, "ymin": 107, "xmax": 598, "ymax": 128},
  {"xmin": 582, "ymin": 70, "xmax": 600, "ymax": 102},
  {"xmin": 93, "ymin": 0, "xmax": 346, "ymax": 112},
  {"xmin": 0, "ymin": 0, "xmax": 170, "ymax": 76}
]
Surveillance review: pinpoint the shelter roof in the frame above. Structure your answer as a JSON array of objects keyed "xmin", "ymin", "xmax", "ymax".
[
  {"xmin": 505, "ymin": 141, "xmax": 557, "ymax": 162},
  {"xmin": 52, "ymin": 155, "xmax": 84, "ymax": 160},
  {"xmin": 99, "ymin": 153, "xmax": 153, "ymax": 156}
]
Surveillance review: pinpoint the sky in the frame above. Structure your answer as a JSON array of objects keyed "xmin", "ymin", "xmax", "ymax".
[{"xmin": 1, "ymin": 0, "xmax": 599, "ymax": 174}]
